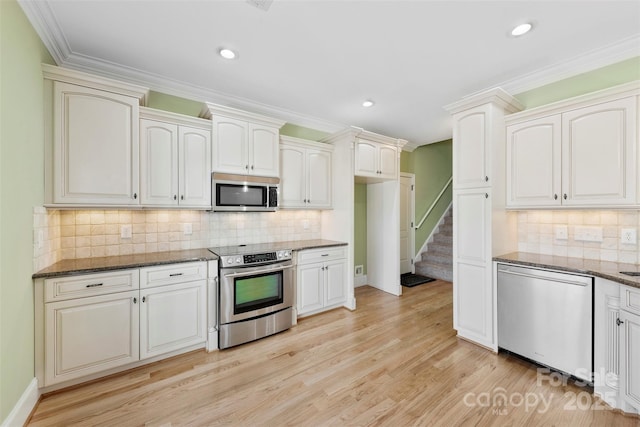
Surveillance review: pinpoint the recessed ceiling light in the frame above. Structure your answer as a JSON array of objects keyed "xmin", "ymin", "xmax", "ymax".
[
  {"xmin": 511, "ymin": 23, "xmax": 533, "ymax": 37},
  {"xmin": 219, "ymin": 48, "xmax": 237, "ymax": 59},
  {"xmin": 362, "ymin": 100, "xmax": 375, "ymax": 108}
]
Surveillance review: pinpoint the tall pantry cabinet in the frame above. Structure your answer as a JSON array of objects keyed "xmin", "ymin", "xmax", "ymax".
[{"xmin": 445, "ymin": 89, "xmax": 522, "ymax": 351}]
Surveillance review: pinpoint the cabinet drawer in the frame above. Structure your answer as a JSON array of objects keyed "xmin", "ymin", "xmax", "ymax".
[
  {"xmin": 44, "ymin": 270, "xmax": 139, "ymax": 302},
  {"xmin": 296, "ymin": 247, "xmax": 346, "ymax": 265},
  {"xmin": 140, "ymin": 262, "xmax": 207, "ymax": 289},
  {"xmin": 621, "ymin": 285, "xmax": 640, "ymax": 316}
]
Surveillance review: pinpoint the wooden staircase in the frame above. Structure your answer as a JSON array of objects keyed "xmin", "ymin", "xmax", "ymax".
[{"xmin": 415, "ymin": 207, "xmax": 452, "ymax": 282}]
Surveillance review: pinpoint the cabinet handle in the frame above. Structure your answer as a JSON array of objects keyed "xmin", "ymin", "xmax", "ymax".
[
  {"xmin": 321, "ymin": 254, "xmax": 329, "ymax": 257},
  {"xmin": 133, "ymin": 193, "xmax": 138, "ymax": 200},
  {"xmin": 86, "ymin": 283, "xmax": 103, "ymax": 288},
  {"xmin": 485, "ymin": 193, "xmax": 489, "ymax": 199},
  {"xmin": 554, "ymin": 194, "xmax": 558, "ymax": 200},
  {"xmin": 142, "ymin": 296, "xmax": 146, "ymax": 303},
  {"xmin": 169, "ymin": 273, "xmax": 183, "ymax": 277},
  {"xmin": 485, "ymin": 176, "xmax": 489, "ymax": 182},
  {"xmin": 133, "ymin": 297, "xmax": 137, "ymax": 304},
  {"xmin": 617, "ymin": 318, "xmax": 624, "ymax": 326},
  {"xmin": 563, "ymin": 194, "xmax": 567, "ymax": 200},
  {"xmin": 173, "ymin": 195, "xmax": 177, "ymax": 200}
]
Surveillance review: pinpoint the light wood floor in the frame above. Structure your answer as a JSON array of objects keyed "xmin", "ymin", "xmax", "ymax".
[{"xmin": 28, "ymin": 282, "xmax": 639, "ymax": 426}]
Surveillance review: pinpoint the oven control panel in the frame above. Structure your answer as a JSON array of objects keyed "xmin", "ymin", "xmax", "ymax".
[{"xmin": 220, "ymin": 250, "xmax": 292, "ymax": 267}]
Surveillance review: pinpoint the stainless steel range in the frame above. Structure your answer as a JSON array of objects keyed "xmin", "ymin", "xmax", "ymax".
[{"xmin": 209, "ymin": 244, "xmax": 294, "ymax": 349}]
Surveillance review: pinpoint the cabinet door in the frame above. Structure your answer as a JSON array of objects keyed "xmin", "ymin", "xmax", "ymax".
[
  {"xmin": 562, "ymin": 97, "xmax": 637, "ymax": 206},
  {"xmin": 179, "ymin": 126, "xmax": 211, "ymax": 207},
  {"xmin": 140, "ymin": 280, "xmax": 207, "ymax": 359},
  {"xmin": 140, "ymin": 119, "xmax": 178, "ymax": 206},
  {"xmin": 249, "ymin": 124, "xmax": 280, "ymax": 177},
  {"xmin": 280, "ymin": 144, "xmax": 307, "ymax": 208},
  {"xmin": 297, "ymin": 263, "xmax": 324, "ymax": 315},
  {"xmin": 212, "ymin": 116, "xmax": 248, "ymax": 174},
  {"xmin": 325, "ymin": 259, "xmax": 346, "ymax": 307},
  {"xmin": 593, "ymin": 278, "xmax": 621, "ymax": 408},
  {"xmin": 378, "ymin": 145, "xmax": 397, "ymax": 179},
  {"xmin": 53, "ymin": 82, "xmax": 139, "ymax": 205},
  {"xmin": 453, "ymin": 189, "xmax": 493, "ymax": 347},
  {"xmin": 355, "ymin": 139, "xmax": 378, "ymax": 177},
  {"xmin": 453, "ymin": 105, "xmax": 491, "ymax": 189},
  {"xmin": 506, "ymin": 116, "xmax": 562, "ymax": 207},
  {"xmin": 620, "ymin": 309, "xmax": 640, "ymax": 411},
  {"xmin": 44, "ymin": 290, "xmax": 139, "ymax": 385},
  {"xmin": 307, "ymin": 149, "xmax": 332, "ymax": 208}
]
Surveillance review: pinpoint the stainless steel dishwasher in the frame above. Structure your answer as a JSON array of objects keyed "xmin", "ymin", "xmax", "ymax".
[{"xmin": 497, "ymin": 263, "xmax": 593, "ymax": 382}]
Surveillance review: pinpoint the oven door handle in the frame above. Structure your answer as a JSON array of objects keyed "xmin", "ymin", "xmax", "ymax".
[{"xmin": 223, "ymin": 264, "xmax": 293, "ymax": 279}]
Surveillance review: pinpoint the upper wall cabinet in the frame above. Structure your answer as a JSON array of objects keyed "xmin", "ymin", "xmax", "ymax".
[
  {"xmin": 453, "ymin": 104, "xmax": 493, "ymax": 189},
  {"xmin": 139, "ymin": 108, "xmax": 211, "ymax": 208},
  {"xmin": 354, "ymin": 138, "xmax": 398, "ymax": 180},
  {"xmin": 43, "ymin": 65, "xmax": 149, "ymax": 207},
  {"xmin": 506, "ymin": 84, "xmax": 639, "ymax": 209},
  {"xmin": 280, "ymin": 136, "xmax": 332, "ymax": 209},
  {"xmin": 201, "ymin": 103, "xmax": 286, "ymax": 178}
]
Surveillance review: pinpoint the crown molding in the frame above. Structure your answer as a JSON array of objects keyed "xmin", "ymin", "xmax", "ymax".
[
  {"xmin": 18, "ymin": 0, "xmax": 70, "ymax": 65},
  {"xmin": 321, "ymin": 126, "xmax": 408, "ymax": 149},
  {"xmin": 444, "ymin": 87, "xmax": 524, "ymax": 115},
  {"xmin": 139, "ymin": 106, "xmax": 211, "ymax": 129},
  {"xmin": 495, "ymin": 35, "xmax": 640, "ymax": 95}
]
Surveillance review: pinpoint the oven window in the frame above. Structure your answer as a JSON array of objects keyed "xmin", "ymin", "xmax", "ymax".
[
  {"xmin": 234, "ymin": 271, "xmax": 283, "ymax": 314},
  {"xmin": 217, "ymin": 184, "xmax": 267, "ymax": 207}
]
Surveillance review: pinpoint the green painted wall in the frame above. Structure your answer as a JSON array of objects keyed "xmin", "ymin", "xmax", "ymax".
[
  {"xmin": 0, "ymin": 0, "xmax": 54, "ymax": 421},
  {"xmin": 280, "ymin": 124, "xmax": 330, "ymax": 141},
  {"xmin": 147, "ymin": 91, "xmax": 204, "ymax": 117},
  {"xmin": 353, "ymin": 184, "xmax": 367, "ymax": 274},
  {"xmin": 515, "ymin": 56, "xmax": 640, "ymax": 108},
  {"xmin": 403, "ymin": 141, "xmax": 453, "ymax": 254}
]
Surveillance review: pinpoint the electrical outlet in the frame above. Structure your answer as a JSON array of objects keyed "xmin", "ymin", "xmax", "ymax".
[
  {"xmin": 554, "ymin": 225, "xmax": 568, "ymax": 240},
  {"xmin": 183, "ymin": 223, "xmax": 193, "ymax": 235},
  {"xmin": 120, "ymin": 224, "xmax": 132, "ymax": 239},
  {"xmin": 355, "ymin": 265, "xmax": 363, "ymax": 276},
  {"xmin": 302, "ymin": 220, "xmax": 310, "ymax": 230},
  {"xmin": 621, "ymin": 228, "xmax": 637, "ymax": 245}
]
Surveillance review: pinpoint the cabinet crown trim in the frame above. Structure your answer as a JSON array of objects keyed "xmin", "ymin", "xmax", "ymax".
[
  {"xmin": 320, "ymin": 126, "xmax": 408, "ymax": 148},
  {"xmin": 140, "ymin": 107, "xmax": 212, "ymax": 129},
  {"xmin": 505, "ymin": 80, "xmax": 640, "ymax": 124},
  {"xmin": 444, "ymin": 87, "xmax": 523, "ymax": 115},
  {"xmin": 200, "ymin": 102, "xmax": 286, "ymax": 128},
  {"xmin": 42, "ymin": 64, "xmax": 149, "ymax": 104},
  {"xmin": 280, "ymin": 135, "xmax": 332, "ymax": 150}
]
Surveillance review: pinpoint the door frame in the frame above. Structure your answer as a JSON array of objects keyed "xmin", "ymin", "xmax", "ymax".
[{"xmin": 400, "ymin": 173, "xmax": 416, "ymax": 274}]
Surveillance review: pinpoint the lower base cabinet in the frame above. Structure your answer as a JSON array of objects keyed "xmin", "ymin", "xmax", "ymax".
[
  {"xmin": 296, "ymin": 247, "xmax": 347, "ymax": 316},
  {"xmin": 36, "ymin": 262, "xmax": 210, "ymax": 389},
  {"xmin": 594, "ymin": 277, "xmax": 640, "ymax": 414}
]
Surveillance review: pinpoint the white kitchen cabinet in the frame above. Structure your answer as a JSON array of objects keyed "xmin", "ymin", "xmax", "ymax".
[
  {"xmin": 44, "ymin": 290, "xmax": 140, "ymax": 386},
  {"xmin": 445, "ymin": 88, "xmax": 522, "ymax": 351},
  {"xmin": 355, "ymin": 139, "xmax": 397, "ymax": 180},
  {"xmin": 202, "ymin": 103, "xmax": 285, "ymax": 177},
  {"xmin": 139, "ymin": 109, "xmax": 211, "ymax": 208},
  {"xmin": 505, "ymin": 88, "xmax": 639, "ymax": 209},
  {"xmin": 620, "ymin": 284, "xmax": 640, "ymax": 412},
  {"xmin": 296, "ymin": 247, "xmax": 347, "ymax": 316},
  {"xmin": 506, "ymin": 116, "xmax": 562, "ymax": 207},
  {"xmin": 35, "ymin": 262, "xmax": 210, "ymax": 390},
  {"xmin": 280, "ymin": 136, "xmax": 332, "ymax": 209},
  {"xmin": 140, "ymin": 280, "xmax": 207, "ymax": 359},
  {"xmin": 43, "ymin": 65, "xmax": 148, "ymax": 206}
]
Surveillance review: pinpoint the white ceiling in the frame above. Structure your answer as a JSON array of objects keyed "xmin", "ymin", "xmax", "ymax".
[{"xmin": 20, "ymin": 0, "xmax": 640, "ymax": 148}]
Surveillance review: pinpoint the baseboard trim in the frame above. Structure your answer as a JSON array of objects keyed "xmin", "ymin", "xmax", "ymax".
[
  {"xmin": 1, "ymin": 378, "xmax": 40, "ymax": 427},
  {"xmin": 354, "ymin": 275, "xmax": 368, "ymax": 287}
]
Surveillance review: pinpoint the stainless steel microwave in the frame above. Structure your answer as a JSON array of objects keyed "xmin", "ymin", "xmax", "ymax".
[{"xmin": 212, "ymin": 173, "xmax": 279, "ymax": 212}]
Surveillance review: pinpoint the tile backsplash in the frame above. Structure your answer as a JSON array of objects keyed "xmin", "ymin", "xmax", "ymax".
[
  {"xmin": 517, "ymin": 210, "xmax": 640, "ymax": 264},
  {"xmin": 34, "ymin": 208, "xmax": 322, "ymax": 271}
]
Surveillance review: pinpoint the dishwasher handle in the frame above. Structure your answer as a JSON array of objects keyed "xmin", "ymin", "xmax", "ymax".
[{"xmin": 498, "ymin": 264, "xmax": 591, "ymax": 287}]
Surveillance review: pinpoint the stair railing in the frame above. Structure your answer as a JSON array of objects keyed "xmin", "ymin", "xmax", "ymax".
[{"xmin": 416, "ymin": 176, "xmax": 453, "ymax": 229}]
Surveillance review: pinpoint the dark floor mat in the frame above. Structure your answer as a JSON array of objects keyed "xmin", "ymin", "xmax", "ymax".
[{"xmin": 401, "ymin": 273, "xmax": 436, "ymax": 287}]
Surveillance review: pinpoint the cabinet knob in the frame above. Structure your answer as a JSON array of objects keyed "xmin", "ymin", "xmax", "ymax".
[
  {"xmin": 174, "ymin": 195, "xmax": 177, "ymax": 200},
  {"xmin": 181, "ymin": 195, "xmax": 184, "ymax": 200},
  {"xmin": 133, "ymin": 297, "xmax": 137, "ymax": 304},
  {"xmin": 554, "ymin": 194, "xmax": 558, "ymax": 200},
  {"xmin": 485, "ymin": 193, "xmax": 489, "ymax": 199},
  {"xmin": 485, "ymin": 176, "xmax": 489, "ymax": 182},
  {"xmin": 251, "ymin": 165, "xmax": 254, "ymax": 170},
  {"xmin": 245, "ymin": 165, "xmax": 249, "ymax": 170},
  {"xmin": 617, "ymin": 318, "xmax": 624, "ymax": 326},
  {"xmin": 563, "ymin": 194, "xmax": 568, "ymax": 200},
  {"xmin": 142, "ymin": 296, "xmax": 146, "ymax": 303},
  {"xmin": 133, "ymin": 193, "xmax": 138, "ymax": 200}
]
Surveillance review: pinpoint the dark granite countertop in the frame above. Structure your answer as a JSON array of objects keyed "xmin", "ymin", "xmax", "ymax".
[
  {"xmin": 494, "ymin": 252, "xmax": 640, "ymax": 289},
  {"xmin": 33, "ymin": 240, "xmax": 348, "ymax": 279}
]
